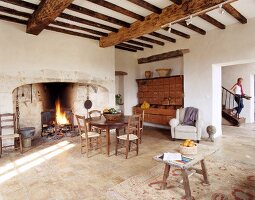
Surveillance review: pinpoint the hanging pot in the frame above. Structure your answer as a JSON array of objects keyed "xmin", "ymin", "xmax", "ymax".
[{"xmin": 84, "ymin": 85, "xmax": 92, "ymax": 117}]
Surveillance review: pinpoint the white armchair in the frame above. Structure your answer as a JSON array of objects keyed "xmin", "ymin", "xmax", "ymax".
[{"xmin": 169, "ymin": 108, "xmax": 203, "ymax": 142}]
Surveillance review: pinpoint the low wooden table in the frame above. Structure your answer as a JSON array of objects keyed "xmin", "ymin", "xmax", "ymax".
[
  {"xmin": 89, "ymin": 116, "xmax": 129, "ymax": 156},
  {"xmin": 150, "ymin": 145, "xmax": 218, "ymax": 200}
]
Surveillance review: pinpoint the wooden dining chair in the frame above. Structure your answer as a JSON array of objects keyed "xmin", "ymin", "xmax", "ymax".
[
  {"xmin": 0, "ymin": 113, "xmax": 23, "ymax": 158},
  {"xmin": 139, "ymin": 110, "xmax": 145, "ymax": 143},
  {"xmin": 115, "ymin": 115, "xmax": 140, "ymax": 159},
  {"xmin": 75, "ymin": 115, "xmax": 102, "ymax": 157}
]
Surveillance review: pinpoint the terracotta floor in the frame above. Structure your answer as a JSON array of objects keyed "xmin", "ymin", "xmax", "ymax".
[{"xmin": 0, "ymin": 125, "xmax": 254, "ymax": 200}]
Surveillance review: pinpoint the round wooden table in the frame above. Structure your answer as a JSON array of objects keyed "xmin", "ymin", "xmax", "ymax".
[{"xmin": 89, "ymin": 116, "xmax": 129, "ymax": 156}]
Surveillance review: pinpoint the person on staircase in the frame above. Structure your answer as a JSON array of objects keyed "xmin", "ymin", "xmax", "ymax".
[{"xmin": 230, "ymin": 78, "xmax": 244, "ymax": 118}]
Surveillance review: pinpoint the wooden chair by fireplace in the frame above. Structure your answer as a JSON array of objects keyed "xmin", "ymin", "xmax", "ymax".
[
  {"xmin": 0, "ymin": 113, "xmax": 23, "ymax": 158},
  {"xmin": 115, "ymin": 115, "xmax": 140, "ymax": 159},
  {"xmin": 75, "ymin": 115, "xmax": 102, "ymax": 157}
]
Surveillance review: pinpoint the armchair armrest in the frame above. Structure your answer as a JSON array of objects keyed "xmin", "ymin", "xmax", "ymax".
[
  {"xmin": 195, "ymin": 120, "xmax": 203, "ymax": 140},
  {"xmin": 169, "ymin": 118, "xmax": 180, "ymax": 128}
]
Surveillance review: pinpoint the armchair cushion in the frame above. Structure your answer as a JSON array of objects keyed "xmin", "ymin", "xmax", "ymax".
[
  {"xmin": 179, "ymin": 108, "xmax": 185, "ymax": 123},
  {"xmin": 175, "ymin": 125, "xmax": 197, "ymax": 133}
]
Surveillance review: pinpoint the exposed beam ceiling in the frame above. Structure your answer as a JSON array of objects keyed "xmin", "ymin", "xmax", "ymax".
[
  {"xmin": 127, "ymin": 0, "xmax": 162, "ymax": 14},
  {"xmin": 178, "ymin": 21, "xmax": 206, "ymax": 35},
  {"xmin": 27, "ymin": 0, "xmax": 74, "ymax": 35},
  {"xmin": 149, "ymin": 32, "xmax": 176, "ymax": 43},
  {"xmin": 138, "ymin": 36, "xmax": 165, "ymax": 46},
  {"xmin": 100, "ymin": 0, "xmax": 228, "ymax": 47},
  {"xmin": 223, "ymin": 4, "xmax": 247, "ymax": 24},
  {"xmin": 115, "ymin": 45, "xmax": 137, "ymax": 52},
  {"xmin": 85, "ymin": 0, "xmax": 144, "ymax": 21},
  {"xmin": 67, "ymin": 4, "xmax": 130, "ymax": 28},
  {"xmin": 118, "ymin": 43, "xmax": 144, "ymax": 51},
  {"xmin": 126, "ymin": 40, "xmax": 153, "ymax": 48},
  {"xmin": 162, "ymin": 27, "xmax": 190, "ymax": 39},
  {"xmin": 170, "ymin": 0, "xmax": 183, "ymax": 5},
  {"xmin": 199, "ymin": 13, "xmax": 225, "ymax": 29},
  {"xmin": 138, "ymin": 49, "xmax": 189, "ymax": 64}
]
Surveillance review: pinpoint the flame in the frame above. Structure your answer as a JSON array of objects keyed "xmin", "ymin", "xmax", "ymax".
[{"xmin": 55, "ymin": 98, "xmax": 69, "ymax": 125}]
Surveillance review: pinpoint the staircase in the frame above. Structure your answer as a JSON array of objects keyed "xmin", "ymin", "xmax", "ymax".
[{"xmin": 222, "ymin": 87, "xmax": 245, "ymax": 126}]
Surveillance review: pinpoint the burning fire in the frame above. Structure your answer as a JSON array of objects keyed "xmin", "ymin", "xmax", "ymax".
[{"xmin": 55, "ymin": 98, "xmax": 69, "ymax": 125}]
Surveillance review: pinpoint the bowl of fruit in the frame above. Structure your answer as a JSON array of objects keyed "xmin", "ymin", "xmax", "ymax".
[
  {"xmin": 179, "ymin": 139, "xmax": 197, "ymax": 155},
  {"xmin": 103, "ymin": 108, "xmax": 122, "ymax": 121}
]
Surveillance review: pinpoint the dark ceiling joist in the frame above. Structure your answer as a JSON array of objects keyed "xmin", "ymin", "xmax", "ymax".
[
  {"xmin": 138, "ymin": 49, "xmax": 189, "ymax": 64},
  {"xmin": 115, "ymin": 45, "xmax": 137, "ymax": 52},
  {"xmin": 118, "ymin": 43, "xmax": 144, "ymax": 51},
  {"xmin": 170, "ymin": 0, "xmax": 183, "ymax": 5},
  {"xmin": 223, "ymin": 4, "xmax": 247, "ymax": 24},
  {"xmin": 127, "ymin": 0, "xmax": 162, "ymax": 14},
  {"xmin": 162, "ymin": 27, "xmax": 190, "ymax": 39},
  {"xmin": 86, "ymin": 0, "xmax": 144, "ymax": 21},
  {"xmin": 115, "ymin": 71, "xmax": 128, "ymax": 76},
  {"xmin": 46, "ymin": 26, "xmax": 100, "ymax": 40},
  {"xmin": 27, "ymin": 0, "xmax": 74, "ymax": 35},
  {"xmin": 126, "ymin": 40, "xmax": 153, "ymax": 48},
  {"xmin": 199, "ymin": 13, "xmax": 225, "ymax": 29},
  {"xmin": 138, "ymin": 36, "xmax": 165, "ymax": 46},
  {"xmin": 0, "ymin": 13, "xmax": 27, "ymax": 25},
  {"xmin": 67, "ymin": 4, "xmax": 130, "ymax": 28},
  {"xmin": 178, "ymin": 21, "xmax": 206, "ymax": 35},
  {"xmin": 52, "ymin": 21, "xmax": 108, "ymax": 36},
  {"xmin": 100, "ymin": 0, "xmax": 229, "ymax": 47},
  {"xmin": 0, "ymin": 5, "xmax": 30, "ymax": 18},
  {"xmin": 2, "ymin": 0, "xmax": 118, "ymax": 33},
  {"xmin": 149, "ymin": 32, "xmax": 176, "ymax": 43}
]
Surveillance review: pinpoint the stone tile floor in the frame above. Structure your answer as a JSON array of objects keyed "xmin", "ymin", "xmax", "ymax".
[{"xmin": 0, "ymin": 125, "xmax": 254, "ymax": 200}]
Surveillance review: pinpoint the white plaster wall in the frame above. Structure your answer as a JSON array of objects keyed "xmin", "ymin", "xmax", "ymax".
[
  {"xmin": 118, "ymin": 18, "xmax": 255, "ymax": 137},
  {"xmin": 115, "ymin": 50, "xmax": 138, "ymax": 115},
  {"xmin": 0, "ymin": 21, "xmax": 116, "ymax": 113},
  {"xmin": 222, "ymin": 63, "xmax": 255, "ymax": 123}
]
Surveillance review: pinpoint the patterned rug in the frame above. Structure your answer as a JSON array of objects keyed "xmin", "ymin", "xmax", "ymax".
[{"xmin": 106, "ymin": 158, "xmax": 255, "ymax": 200}]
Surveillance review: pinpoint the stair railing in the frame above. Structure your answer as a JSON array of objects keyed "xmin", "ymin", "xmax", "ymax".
[{"xmin": 222, "ymin": 86, "xmax": 241, "ymax": 118}]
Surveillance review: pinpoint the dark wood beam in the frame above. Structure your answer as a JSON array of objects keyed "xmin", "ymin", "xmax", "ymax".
[
  {"xmin": 52, "ymin": 21, "xmax": 108, "ymax": 36},
  {"xmin": 0, "ymin": 13, "xmax": 27, "ymax": 25},
  {"xmin": 0, "ymin": 5, "xmax": 30, "ymax": 18},
  {"xmin": 115, "ymin": 71, "xmax": 128, "ymax": 76},
  {"xmin": 126, "ymin": 40, "xmax": 153, "ymax": 48},
  {"xmin": 223, "ymin": 4, "xmax": 247, "ymax": 24},
  {"xmin": 45, "ymin": 26, "xmax": 100, "ymax": 40},
  {"xmin": 199, "ymin": 13, "xmax": 225, "ymax": 29},
  {"xmin": 86, "ymin": 0, "xmax": 144, "ymax": 21},
  {"xmin": 178, "ymin": 21, "xmax": 206, "ymax": 35},
  {"xmin": 2, "ymin": 0, "xmax": 118, "ymax": 32},
  {"xmin": 67, "ymin": 4, "xmax": 130, "ymax": 28},
  {"xmin": 100, "ymin": 0, "xmax": 228, "ymax": 47},
  {"xmin": 115, "ymin": 46, "xmax": 137, "ymax": 52},
  {"xmin": 138, "ymin": 36, "xmax": 165, "ymax": 46},
  {"xmin": 170, "ymin": 0, "xmax": 183, "ymax": 5},
  {"xmin": 149, "ymin": 32, "xmax": 176, "ymax": 43},
  {"xmin": 127, "ymin": 0, "xmax": 162, "ymax": 14},
  {"xmin": 27, "ymin": 0, "xmax": 75, "ymax": 35},
  {"xmin": 118, "ymin": 43, "xmax": 144, "ymax": 51},
  {"xmin": 162, "ymin": 27, "xmax": 190, "ymax": 39},
  {"xmin": 138, "ymin": 49, "xmax": 189, "ymax": 64},
  {"xmin": 60, "ymin": 13, "xmax": 118, "ymax": 32}
]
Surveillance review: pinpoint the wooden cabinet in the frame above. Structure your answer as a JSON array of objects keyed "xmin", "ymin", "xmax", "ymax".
[{"xmin": 134, "ymin": 75, "xmax": 184, "ymax": 126}]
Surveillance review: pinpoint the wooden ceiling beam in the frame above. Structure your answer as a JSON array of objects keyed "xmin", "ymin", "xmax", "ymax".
[
  {"xmin": 162, "ymin": 27, "xmax": 190, "ymax": 39},
  {"xmin": 127, "ymin": 0, "xmax": 162, "ymax": 14},
  {"xmin": 199, "ymin": 13, "xmax": 225, "ymax": 29},
  {"xmin": 138, "ymin": 49, "xmax": 189, "ymax": 64},
  {"xmin": 100, "ymin": 0, "xmax": 227, "ymax": 47},
  {"xmin": 178, "ymin": 21, "xmax": 206, "ymax": 35},
  {"xmin": 46, "ymin": 26, "xmax": 100, "ymax": 40},
  {"xmin": 52, "ymin": 21, "xmax": 108, "ymax": 36},
  {"xmin": 0, "ymin": 13, "xmax": 27, "ymax": 25},
  {"xmin": 67, "ymin": 4, "xmax": 130, "ymax": 28},
  {"xmin": 115, "ymin": 46, "xmax": 137, "ymax": 52},
  {"xmin": 223, "ymin": 4, "xmax": 247, "ymax": 24},
  {"xmin": 170, "ymin": 0, "xmax": 183, "ymax": 5},
  {"xmin": 118, "ymin": 43, "xmax": 144, "ymax": 51},
  {"xmin": 138, "ymin": 36, "xmax": 165, "ymax": 46},
  {"xmin": 2, "ymin": 0, "xmax": 118, "ymax": 32},
  {"xmin": 149, "ymin": 32, "xmax": 176, "ymax": 43},
  {"xmin": 85, "ymin": 0, "xmax": 144, "ymax": 21},
  {"xmin": 27, "ymin": 0, "xmax": 75, "ymax": 35},
  {"xmin": 126, "ymin": 40, "xmax": 153, "ymax": 48},
  {"xmin": 0, "ymin": 5, "xmax": 30, "ymax": 18}
]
